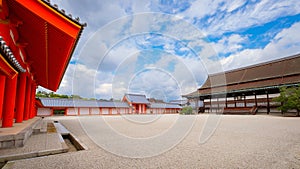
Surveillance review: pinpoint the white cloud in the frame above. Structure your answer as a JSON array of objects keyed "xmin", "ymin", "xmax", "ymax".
[
  {"xmin": 212, "ymin": 34, "xmax": 247, "ymax": 55},
  {"xmin": 95, "ymin": 83, "xmax": 112, "ymax": 98},
  {"xmin": 185, "ymin": 0, "xmax": 300, "ymax": 36},
  {"xmin": 184, "ymin": 0, "xmax": 222, "ymax": 19},
  {"xmin": 128, "ymin": 68, "xmax": 182, "ymax": 101},
  {"xmin": 46, "ymin": 0, "xmax": 300, "ymax": 99},
  {"xmin": 220, "ymin": 22, "xmax": 300, "ymax": 71},
  {"xmin": 225, "ymin": 0, "xmax": 246, "ymax": 13}
]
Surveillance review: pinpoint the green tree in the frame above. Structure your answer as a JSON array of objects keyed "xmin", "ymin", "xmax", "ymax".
[
  {"xmin": 180, "ymin": 106, "xmax": 193, "ymax": 115},
  {"xmin": 36, "ymin": 91, "xmax": 50, "ymax": 97},
  {"xmin": 273, "ymin": 86, "xmax": 300, "ymax": 116},
  {"xmin": 70, "ymin": 95, "xmax": 82, "ymax": 99}
]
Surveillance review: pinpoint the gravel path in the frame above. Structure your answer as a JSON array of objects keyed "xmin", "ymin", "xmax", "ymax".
[{"xmin": 4, "ymin": 115, "xmax": 300, "ymax": 169}]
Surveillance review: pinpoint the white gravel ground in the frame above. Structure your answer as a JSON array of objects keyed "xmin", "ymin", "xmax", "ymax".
[{"xmin": 4, "ymin": 114, "xmax": 300, "ymax": 169}]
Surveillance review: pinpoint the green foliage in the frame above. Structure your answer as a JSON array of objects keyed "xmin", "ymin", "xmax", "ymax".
[
  {"xmin": 36, "ymin": 91, "xmax": 50, "ymax": 98},
  {"xmin": 180, "ymin": 106, "xmax": 193, "ymax": 115},
  {"xmin": 273, "ymin": 86, "xmax": 300, "ymax": 116},
  {"xmin": 36, "ymin": 91, "xmax": 96, "ymax": 100},
  {"xmin": 36, "ymin": 91, "xmax": 69, "ymax": 98}
]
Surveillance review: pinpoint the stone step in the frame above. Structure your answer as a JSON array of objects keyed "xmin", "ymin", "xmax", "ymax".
[
  {"xmin": 33, "ymin": 119, "xmax": 47, "ymax": 134},
  {"xmin": 40, "ymin": 121, "xmax": 47, "ymax": 133}
]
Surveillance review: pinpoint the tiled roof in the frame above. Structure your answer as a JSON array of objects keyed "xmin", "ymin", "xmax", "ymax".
[
  {"xmin": 98, "ymin": 101, "xmax": 129, "ymax": 108},
  {"xmin": 149, "ymin": 103, "xmax": 182, "ymax": 109},
  {"xmin": 124, "ymin": 94, "xmax": 150, "ymax": 104},
  {"xmin": 169, "ymin": 100, "xmax": 188, "ymax": 105},
  {"xmin": 0, "ymin": 36, "xmax": 26, "ymax": 73},
  {"xmin": 38, "ymin": 98, "xmax": 129, "ymax": 108},
  {"xmin": 38, "ymin": 98, "xmax": 182, "ymax": 109},
  {"xmin": 185, "ymin": 53, "xmax": 300, "ymax": 97},
  {"xmin": 41, "ymin": 0, "xmax": 87, "ymax": 27}
]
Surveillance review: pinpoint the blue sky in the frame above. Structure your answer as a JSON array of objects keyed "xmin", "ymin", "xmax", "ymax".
[{"xmin": 44, "ymin": 0, "xmax": 300, "ymax": 101}]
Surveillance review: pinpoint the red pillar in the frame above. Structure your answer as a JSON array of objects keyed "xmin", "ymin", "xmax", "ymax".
[
  {"xmin": 0, "ymin": 75, "xmax": 6, "ymax": 119},
  {"xmin": 139, "ymin": 104, "xmax": 142, "ymax": 114},
  {"xmin": 24, "ymin": 76, "xmax": 32, "ymax": 120},
  {"xmin": 29, "ymin": 83, "xmax": 36, "ymax": 119},
  {"xmin": 2, "ymin": 75, "xmax": 18, "ymax": 127},
  {"xmin": 15, "ymin": 73, "xmax": 27, "ymax": 123},
  {"xmin": 143, "ymin": 104, "xmax": 146, "ymax": 114}
]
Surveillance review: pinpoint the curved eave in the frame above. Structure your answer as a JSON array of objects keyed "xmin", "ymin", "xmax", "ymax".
[
  {"xmin": 184, "ymin": 83, "xmax": 300, "ymax": 99},
  {"xmin": 56, "ymin": 26, "xmax": 84, "ymax": 91},
  {"xmin": 8, "ymin": 0, "xmax": 85, "ymax": 91}
]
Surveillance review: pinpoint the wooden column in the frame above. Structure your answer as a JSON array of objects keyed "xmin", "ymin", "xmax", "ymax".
[
  {"xmin": 29, "ymin": 83, "xmax": 36, "ymax": 119},
  {"xmin": 225, "ymin": 96, "xmax": 228, "ymax": 108},
  {"xmin": 195, "ymin": 98, "xmax": 199, "ymax": 114},
  {"xmin": 0, "ymin": 75, "xmax": 6, "ymax": 119},
  {"xmin": 266, "ymin": 92, "xmax": 270, "ymax": 114},
  {"xmin": 15, "ymin": 73, "xmax": 27, "ymax": 123},
  {"xmin": 2, "ymin": 75, "xmax": 18, "ymax": 127},
  {"xmin": 24, "ymin": 76, "xmax": 32, "ymax": 120},
  {"xmin": 234, "ymin": 96, "xmax": 237, "ymax": 107},
  {"xmin": 143, "ymin": 104, "xmax": 146, "ymax": 114},
  {"xmin": 217, "ymin": 97, "xmax": 220, "ymax": 113},
  {"xmin": 139, "ymin": 104, "xmax": 142, "ymax": 114},
  {"xmin": 254, "ymin": 93, "xmax": 257, "ymax": 107},
  {"xmin": 65, "ymin": 108, "xmax": 68, "ymax": 116},
  {"xmin": 209, "ymin": 97, "xmax": 212, "ymax": 113},
  {"xmin": 203, "ymin": 98, "xmax": 206, "ymax": 113}
]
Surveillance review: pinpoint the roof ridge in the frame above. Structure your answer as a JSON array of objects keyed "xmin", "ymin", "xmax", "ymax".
[
  {"xmin": 41, "ymin": 0, "xmax": 87, "ymax": 27},
  {"xmin": 126, "ymin": 93, "xmax": 146, "ymax": 96}
]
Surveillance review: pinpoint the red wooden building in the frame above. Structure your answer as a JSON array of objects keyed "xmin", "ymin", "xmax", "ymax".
[
  {"xmin": 37, "ymin": 98, "xmax": 130, "ymax": 116},
  {"xmin": 0, "ymin": 0, "xmax": 85, "ymax": 127},
  {"xmin": 123, "ymin": 94, "xmax": 150, "ymax": 114},
  {"xmin": 36, "ymin": 97, "xmax": 181, "ymax": 116}
]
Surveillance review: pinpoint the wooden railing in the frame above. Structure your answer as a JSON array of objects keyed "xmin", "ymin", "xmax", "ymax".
[{"xmin": 222, "ymin": 106, "xmax": 257, "ymax": 115}]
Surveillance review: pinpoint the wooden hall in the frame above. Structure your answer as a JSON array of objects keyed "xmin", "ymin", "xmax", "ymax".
[
  {"xmin": 0, "ymin": 0, "xmax": 84, "ymax": 128},
  {"xmin": 184, "ymin": 54, "xmax": 300, "ymax": 115}
]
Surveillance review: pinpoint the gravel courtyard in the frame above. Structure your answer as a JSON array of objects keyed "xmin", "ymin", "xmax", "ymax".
[{"xmin": 4, "ymin": 114, "xmax": 300, "ymax": 169}]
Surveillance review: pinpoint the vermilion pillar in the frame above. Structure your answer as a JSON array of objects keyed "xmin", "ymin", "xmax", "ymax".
[
  {"xmin": 15, "ymin": 73, "xmax": 27, "ymax": 123},
  {"xmin": 24, "ymin": 76, "xmax": 32, "ymax": 120},
  {"xmin": 0, "ymin": 75, "xmax": 6, "ymax": 119},
  {"xmin": 29, "ymin": 83, "xmax": 36, "ymax": 119},
  {"xmin": 2, "ymin": 75, "xmax": 18, "ymax": 127},
  {"xmin": 138, "ymin": 104, "xmax": 142, "ymax": 114},
  {"xmin": 143, "ymin": 104, "xmax": 146, "ymax": 114}
]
